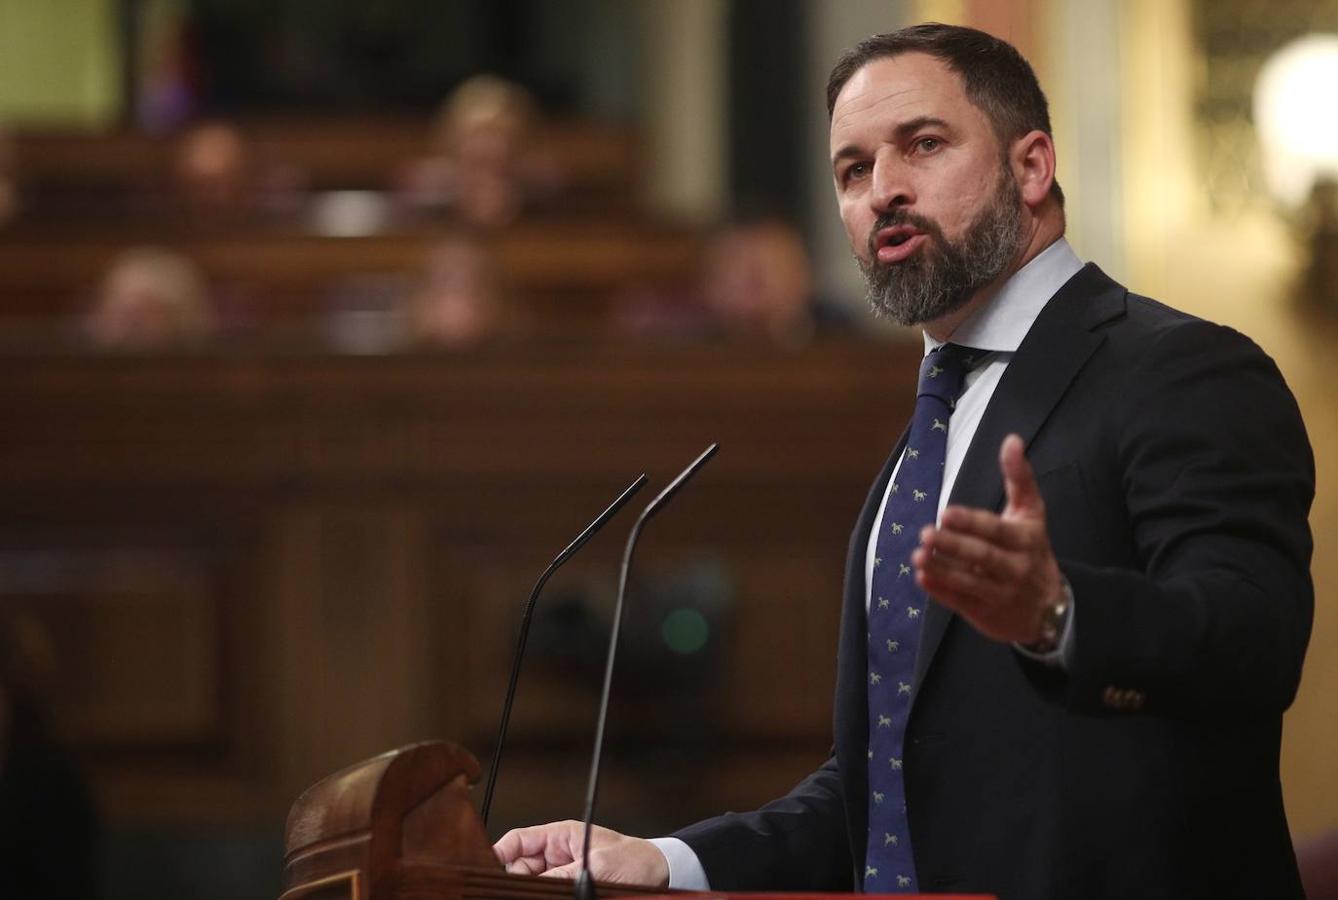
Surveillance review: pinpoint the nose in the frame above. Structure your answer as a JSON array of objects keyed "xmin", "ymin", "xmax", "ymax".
[{"xmin": 870, "ymin": 153, "xmax": 914, "ymax": 212}]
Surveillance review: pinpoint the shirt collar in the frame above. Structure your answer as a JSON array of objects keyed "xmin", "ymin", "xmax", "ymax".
[{"xmin": 922, "ymin": 237, "xmax": 1084, "ymax": 356}]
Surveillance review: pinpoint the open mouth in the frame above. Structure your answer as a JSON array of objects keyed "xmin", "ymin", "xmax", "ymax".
[
  {"xmin": 873, "ymin": 226, "xmax": 928, "ymax": 263},
  {"xmin": 876, "ymin": 226, "xmax": 922, "ymax": 250}
]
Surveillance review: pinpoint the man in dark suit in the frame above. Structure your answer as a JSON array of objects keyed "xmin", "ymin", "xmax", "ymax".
[{"xmin": 494, "ymin": 24, "xmax": 1314, "ymax": 898}]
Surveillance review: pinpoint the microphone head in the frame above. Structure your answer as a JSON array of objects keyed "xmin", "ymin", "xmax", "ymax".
[
  {"xmin": 553, "ymin": 474, "xmax": 648, "ymax": 567},
  {"xmin": 639, "ymin": 443, "xmax": 719, "ymax": 523}
]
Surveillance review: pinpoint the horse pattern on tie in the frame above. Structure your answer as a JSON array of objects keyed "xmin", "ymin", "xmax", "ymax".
[{"xmin": 864, "ymin": 344, "xmax": 971, "ymax": 893}]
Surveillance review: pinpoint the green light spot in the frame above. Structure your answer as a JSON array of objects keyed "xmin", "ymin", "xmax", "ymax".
[{"xmin": 661, "ymin": 609, "xmax": 710, "ymax": 655}]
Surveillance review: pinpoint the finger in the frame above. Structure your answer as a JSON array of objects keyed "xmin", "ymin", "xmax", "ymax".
[
  {"xmin": 494, "ymin": 823, "xmax": 578, "ymax": 868},
  {"xmin": 914, "ymin": 549, "xmax": 1008, "ymax": 603},
  {"xmin": 1000, "ymin": 434, "xmax": 1044, "ymax": 516},
  {"xmin": 505, "ymin": 857, "xmax": 550, "ymax": 876},
  {"xmin": 917, "ymin": 573, "xmax": 1017, "ymax": 643},
  {"xmin": 937, "ymin": 505, "xmax": 1032, "ymax": 551},
  {"xmin": 915, "ymin": 568, "xmax": 987, "ymax": 615},
  {"xmin": 919, "ymin": 525, "xmax": 1025, "ymax": 580},
  {"xmin": 494, "ymin": 828, "xmax": 534, "ymax": 865},
  {"xmin": 541, "ymin": 861, "xmax": 582, "ymax": 881}
]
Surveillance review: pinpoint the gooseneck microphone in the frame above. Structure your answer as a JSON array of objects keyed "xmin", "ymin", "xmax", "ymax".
[
  {"xmin": 479, "ymin": 473, "xmax": 649, "ymax": 829},
  {"xmin": 574, "ymin": 444, "xmax": 720, "ymax": 900}
]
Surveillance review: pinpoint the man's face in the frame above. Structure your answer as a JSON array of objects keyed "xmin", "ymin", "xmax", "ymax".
[{"xmin": 829, "ymin": 53, "xmax": 1025, "ymax": 326}]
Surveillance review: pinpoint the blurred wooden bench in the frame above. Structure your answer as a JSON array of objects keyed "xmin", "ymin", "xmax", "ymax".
[
  {"xmin": 10, "ymin": 116, "xmax": 641, "ymax": 205},
  {"xmin": 0, "ymin": 219, "xmax": 700, "ymax": 328}
]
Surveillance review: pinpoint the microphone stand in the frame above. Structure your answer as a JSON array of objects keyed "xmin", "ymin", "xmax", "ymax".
[
  {"xmin": 574, "ymin": 444, "xmax": 719, "ymax": 900},
  {"xmin": 480, "ymin": 473, "xmax": 649, "ymax": 829}
]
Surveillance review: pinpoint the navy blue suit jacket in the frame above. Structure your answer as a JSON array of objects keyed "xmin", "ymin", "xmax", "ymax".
[{"xmin": 675, "ymin": 265, "xmax": 1313, "ymax": 899}]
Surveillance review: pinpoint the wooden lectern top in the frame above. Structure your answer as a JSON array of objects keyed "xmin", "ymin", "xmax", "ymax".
[
  {"xmin": 280, "ymin": 740, "xmax": 994, "ymax": 900},
  {"xmin": 281, "ymin": 740, "xmax": 675, "ymax": 900},
  {"xmin": 641, "ymin": 896, "xmax": 992, "ymax": 900},
  {"xmin": 637, "ymin": 895, "xmax": 992, "ymax": 900}
]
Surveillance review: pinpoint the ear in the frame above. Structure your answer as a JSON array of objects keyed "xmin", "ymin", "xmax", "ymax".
[{"xmin": 1010, "ymin": 129, "xmax": 1056, "ymax": 210}]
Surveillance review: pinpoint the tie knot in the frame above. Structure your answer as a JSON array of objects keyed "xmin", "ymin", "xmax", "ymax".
[{"xmin": 916, "ymin": 344, "xmax": 977, "ymax": 405}]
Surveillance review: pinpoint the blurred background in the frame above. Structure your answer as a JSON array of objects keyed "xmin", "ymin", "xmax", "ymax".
[{"xmin": 0, "ymin": 0, "xmax": 1336, "ymax": 897}]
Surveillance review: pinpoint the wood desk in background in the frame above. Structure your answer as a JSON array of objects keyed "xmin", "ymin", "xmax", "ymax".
[{"xmin": 0, "ymin": 340, "xmax": 915, "ymax": 839}]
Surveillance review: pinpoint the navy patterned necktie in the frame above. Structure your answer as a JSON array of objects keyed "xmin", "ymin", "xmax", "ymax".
[{"xmin": 864, "ymin": 344, "xmax": 972, "ymax": 893}]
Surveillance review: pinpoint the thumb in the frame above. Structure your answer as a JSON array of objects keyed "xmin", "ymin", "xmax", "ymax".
[{"xmin": 1000, "ymin": 434, "xmax": 1043, "ymax": 517}]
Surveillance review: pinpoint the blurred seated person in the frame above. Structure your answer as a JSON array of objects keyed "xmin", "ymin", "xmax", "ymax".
[
  {"xmin": 406, "ymin": 235, "xmax": 515, "ymax": 347},
  {"xmin": 86, "ymin": 246, "xmax": 217, "ymax": 349},
  {"xmin": 0, "ymin": 615, "xmax": 99, "ymax": 900},
  {"xmin": 0, "ymin": 129, "xmax": 20, "ymax": 227},
  {"xmin": 173, "ymin": 121, "xmax": 253, "ymax": 217},
  {"xmin": 396, "ymin": 75, "xmax": 563, "ymax": 228},
  {"xmin": 322, "ymin": 236, "xmax": 513, "ymax": 353},
  {"xmin": 617, "ymin": 215, "xmax": 854, "ymax": 347},
  {"xmin": 172, "ymin": 120, "xmax": 305, "ymax": 220}
]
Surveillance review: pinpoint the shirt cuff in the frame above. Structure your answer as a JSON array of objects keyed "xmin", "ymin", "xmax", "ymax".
[
  {"xmin": 647, "ymin": 837, "xmax": 711, "ymax": 891},
  {"xmin": 1013, "ymin": 587, "xmax": 1076, "ymax": 669}
]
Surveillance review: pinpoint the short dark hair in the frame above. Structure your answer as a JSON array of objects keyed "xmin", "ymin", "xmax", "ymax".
[{"xmin": 827, "ymin": 23, "xmax": 1063, "ymax": 205}]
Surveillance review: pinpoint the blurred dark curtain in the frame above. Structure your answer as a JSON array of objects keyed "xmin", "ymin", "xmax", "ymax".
[
  {"xmin": 179, "ymin": 0, "xmax": 588, "ymax": 113},
  {"xmin": 727, "ymin": 0, "xmax": 806, "ymax": 220}
]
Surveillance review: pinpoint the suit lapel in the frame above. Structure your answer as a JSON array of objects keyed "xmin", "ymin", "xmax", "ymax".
[
  {"xmin": 908, "ymin": 264, "xmax": 1127, "ymax": 706},
  {"xmin": 834, "ymin": 264, "xmax": 1125, "ymax": 862}
]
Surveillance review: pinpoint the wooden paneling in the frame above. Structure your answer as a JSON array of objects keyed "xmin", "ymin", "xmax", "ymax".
[
  {"xmin": 0, "ymin": 340, "xmax": 917, "ymax": 832},
  {"xmin": 1, "ymin": 552, "xmax": 224, "ymax": 745}
]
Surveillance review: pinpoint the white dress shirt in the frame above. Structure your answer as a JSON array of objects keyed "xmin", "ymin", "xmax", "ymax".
[{"xmin": 653, "ymin": 238, "xmax": 1086, "ymax": 890}]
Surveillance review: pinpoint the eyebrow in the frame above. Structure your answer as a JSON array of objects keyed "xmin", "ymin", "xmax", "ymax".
[{"xmin": 831, "ymin": 115, "xmax": 953, "ymax": 167}]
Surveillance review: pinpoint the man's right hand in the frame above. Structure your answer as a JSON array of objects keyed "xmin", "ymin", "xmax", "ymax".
[{"xmin": 493, "ymin": 821, "xmax": 670, "ymax": 887}]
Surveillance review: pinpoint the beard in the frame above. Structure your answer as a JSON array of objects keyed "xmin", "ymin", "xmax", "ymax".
[{"xmin": 857, "ymin": 168, "xmax": 1025, "ymax": 327}]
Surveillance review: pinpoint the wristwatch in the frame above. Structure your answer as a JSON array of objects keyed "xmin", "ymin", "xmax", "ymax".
[{"xmin": 1023, "ymin": 575, "xmax": 1073, "ymax": 655}]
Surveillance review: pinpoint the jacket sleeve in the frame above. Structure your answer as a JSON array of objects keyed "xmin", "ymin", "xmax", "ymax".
[
  {"xmin": 1059, "ymin": 318, "xmax": 1314, "ymax": 717},
  {"xmin": 670, "ymin": 753, "xmax": 854, "ymax": 891}
]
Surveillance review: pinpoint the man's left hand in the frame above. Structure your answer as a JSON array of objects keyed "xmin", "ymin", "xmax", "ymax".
[{"xmin": 911, "ymin": 433, "xmax": 1063, "ymax": 644}]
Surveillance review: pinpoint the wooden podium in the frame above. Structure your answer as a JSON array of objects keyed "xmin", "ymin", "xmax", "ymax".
[
  {"xmin": 279, "ymin": 740, "xmax": 993, "ymax": 900},
  {"xmin": 280, "ymin": 740, "xmax": 673, "ymax": 900}
]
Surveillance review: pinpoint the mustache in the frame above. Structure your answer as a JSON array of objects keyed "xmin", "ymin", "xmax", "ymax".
[{"xmin": 866, "ymin": 211, "xmax": 947, "ymax": 260}]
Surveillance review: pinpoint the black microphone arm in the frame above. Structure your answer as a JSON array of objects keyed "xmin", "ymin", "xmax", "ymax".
[
  {"xmin": 479, "ymin": 473, "xmax": 649, "ymax": 829},
  {"xmin": 574, "ymin": 443, "xmax": 719, "ymax": 900}
]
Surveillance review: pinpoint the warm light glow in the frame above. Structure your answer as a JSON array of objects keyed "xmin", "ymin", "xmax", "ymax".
[{"xmin": 1254, "ymin": 33, "xmax": 1338, "ymax": 210}]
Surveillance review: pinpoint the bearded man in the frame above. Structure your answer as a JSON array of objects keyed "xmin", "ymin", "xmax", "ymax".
[{"xmin": 495, "ymin": 23, "xmax": 1313, "ymax": 899}]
